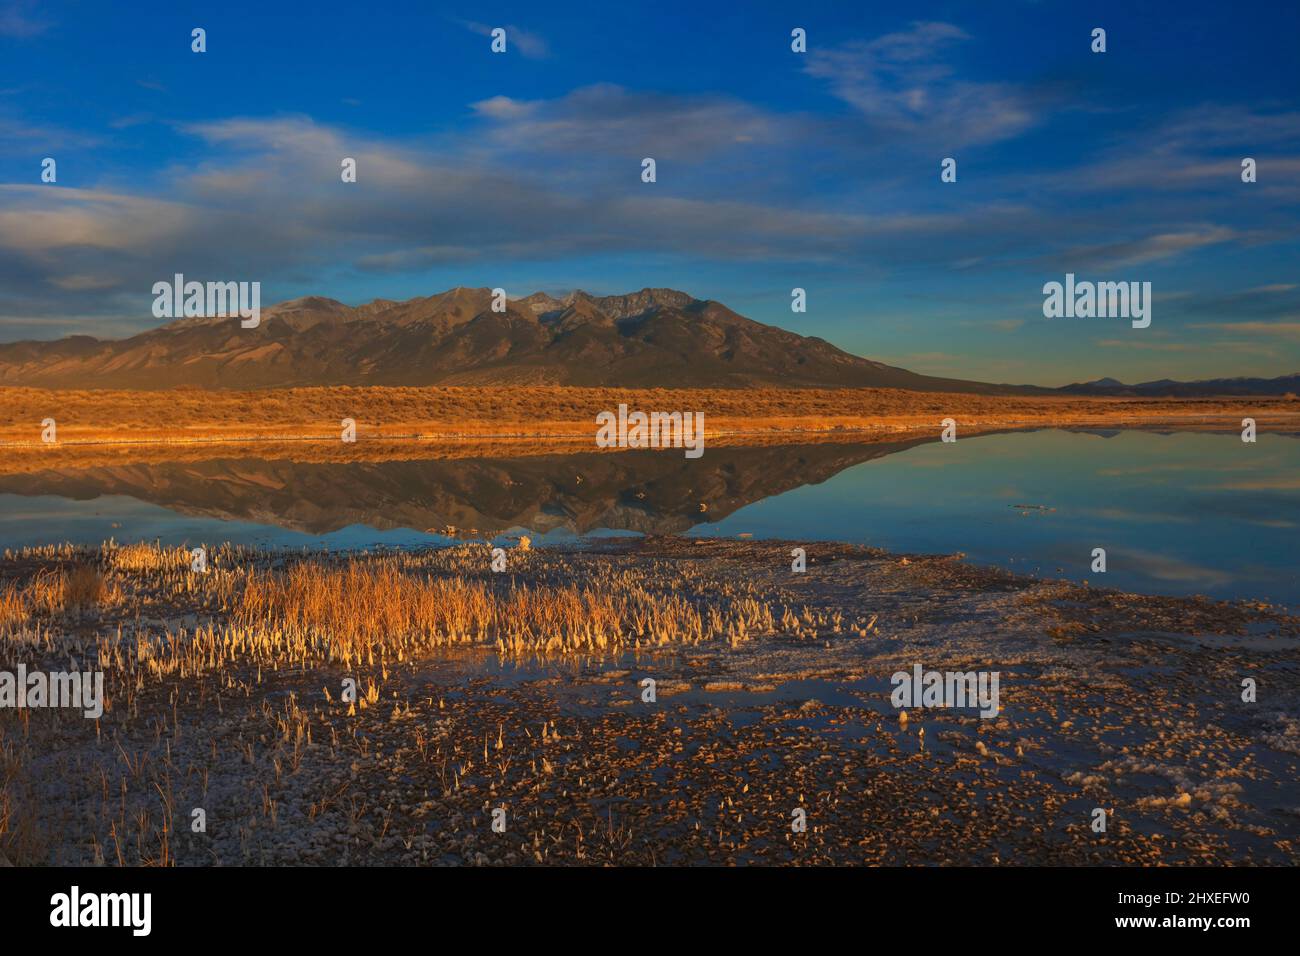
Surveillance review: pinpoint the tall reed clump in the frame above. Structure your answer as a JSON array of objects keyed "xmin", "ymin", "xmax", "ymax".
[
  {"xmin": 62, "ymin": 564, "xmax": 106, "ymax": 610},
  {"xmin": 0, "ymin": 583, "xmax": 27, "ymax": 631},
  {"xmin": 233, "ymin": 556, "xmax": 770, "ymax": 662},
  {"xmin": 109, "ymin": 541, "xmax": 191, "ymax": 572},
  {"xmin": 19, "ymin": 565, "xmax": 117, "ymax": 617}
]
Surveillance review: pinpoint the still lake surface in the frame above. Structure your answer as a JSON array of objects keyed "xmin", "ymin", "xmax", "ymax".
[{"xmin": 1, "ymin": 428, "xmax": 1295, "ymax": 606}]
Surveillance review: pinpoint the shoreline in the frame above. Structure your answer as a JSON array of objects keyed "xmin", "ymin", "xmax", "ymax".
[
  {"xmin": 2, "ymin": 536, "xmax": 1297, "ymax": 865},
  {"xmin": 2, "ymin": 384, "xmax": 1295, "ymax": 450},
  {"xmin": 1, "ymin": 414, "xmax": 1297, "ymax": 474}
]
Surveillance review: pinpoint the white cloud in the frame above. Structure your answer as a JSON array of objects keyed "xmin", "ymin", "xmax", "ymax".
[
  {"xmin": 455, "ymin": 20, "xmax": 549, "ymax": 59},
  {"xmin": 468, "ymin": 83, "xmax": 779, "ymax": 159},
  {"xmin": 804, "ymin": 21, "xmax": 1035, "ymax": 147}
]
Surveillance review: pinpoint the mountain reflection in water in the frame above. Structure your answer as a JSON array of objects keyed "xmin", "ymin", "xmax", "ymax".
[{"xmin": 0, "ymin": 429, "xmax": 1296, "ymax": 605}]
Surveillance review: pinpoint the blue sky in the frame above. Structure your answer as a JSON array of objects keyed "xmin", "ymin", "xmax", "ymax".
[{"xmin": 2, "ymin": 0, "xmax": 1298, "ymax": 386}]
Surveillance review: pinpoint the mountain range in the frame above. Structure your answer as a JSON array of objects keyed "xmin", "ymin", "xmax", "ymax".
[
  {"xmin": 0, "ymin": 287, "xmax": 1026, "ymax": 393},
  {"xmin": 0, "ymin": 286, "xmax": 1293, "ymax": 396},
  {"xmin": 1058, "ymin": 374, "xmax": 1300, "ymax": 397}
]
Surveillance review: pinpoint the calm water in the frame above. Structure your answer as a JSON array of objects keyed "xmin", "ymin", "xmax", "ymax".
[{"xmin": 1, "ymin": 429, "xmax": 1295, "ymax": 606}]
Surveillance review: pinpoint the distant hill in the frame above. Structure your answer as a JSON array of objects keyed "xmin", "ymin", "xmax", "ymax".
[
  {"xmin": 1060, "ymin": 374, "xmax": 1300, "ymax": 397},
  {"xmin": 0, "ymin": 287, "xmax": 1032, "ymax": 393},
  {"xmin": 2, "ymin": 288, "xmax": 1291, "ymax": 396}
]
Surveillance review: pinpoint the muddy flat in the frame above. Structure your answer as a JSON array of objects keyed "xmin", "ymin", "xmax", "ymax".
[{"xmin": 2, "ymin": 537, "xmax": 1295, "ymax": 865}]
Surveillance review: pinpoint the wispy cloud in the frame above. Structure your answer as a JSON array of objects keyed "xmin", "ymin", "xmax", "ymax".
[
  {"xmin": 1189, "ymin": 320, "xmax": 1300, "ymax": 339},
  {"xmin": 454, "ymin": 19, "xmax": 549, "ymax": 58},
  {"xmin": 1211, "ymin": 476, "xmax": 1300, "ymax": 491},
  {"xmin": 804, "ymin": 21, "xmax": 1037, "ymax": 147},
  {"xmin": 4, "ymin": 94, "xmax": 1290, "ymax": 346},
  {"xmin": 0, "ymin": 115, "xmax": 893, "ymax": 329},
  {"xmin": 469, "ymin": 84, "xmax": 778, "ymax": 159},
  {"xmin": 1063, "ymin": 106, "xmax": 1300, "ymax": 195},
  {"xmin": 1096, "ymin": 339, "xmax": 1198, "ymax": 351},
  {"xmin": 10, "ymin": 105, "xmax": 1067, "ymax": 331},
  {"xmin": 1054, "ymin": 226, "xmax": 1240, "ymax": 269}
]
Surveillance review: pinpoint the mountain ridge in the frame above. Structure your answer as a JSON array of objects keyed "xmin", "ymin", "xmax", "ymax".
[
  {"xmin": 0, "ymin": 287, "xmax": 1034, "ymax": 394},
  {"xmin": 1, "ymin": 287, "xmax": 1293, "ymax": 396},
  {"xmin": 1060, "ymin": 373, "xmax": 1300, "ymax": 397}
]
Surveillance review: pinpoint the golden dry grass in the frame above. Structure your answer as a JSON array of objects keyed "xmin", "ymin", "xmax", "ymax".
[
  {"xmin": 1, "ymin": 384, "xmax": 1294, "ymax": 450},
  {"xmin": 110, "ymin": 541, "xmax": 192, "ymax": 572},
  {"xmin": 0, "ymin": 540, "xmax": 809, "ymax": 862},
  {"xmin": 3, "ymin": 565, "xmax": 118, "ymax": 620},
  {"xmin": 0, "ymin": 543, "xmax": 176, "ymax": 628},
  {"xmin": 0, "ymin": 583, "xmax": 25, "ymax": 631},
  {"xmin": 0, "ymin": 541, "xmax": 805, "ymax": 672},
  {"xmin": 234, "ymin": 556, "xmax": 761, "ymax": 660},
  {"xmin": 61, "ymin": 565, "xmax": 106, "ymax": 609}
]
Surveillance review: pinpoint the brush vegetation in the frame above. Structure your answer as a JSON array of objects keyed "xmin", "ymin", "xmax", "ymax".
[
  {"xmin": 2, "ymin": 385, "xmax": 1293, "ymax": 449},
  {"xmin": 0, "ymin": 538, "xmax": 844, "ymax": 864}
]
